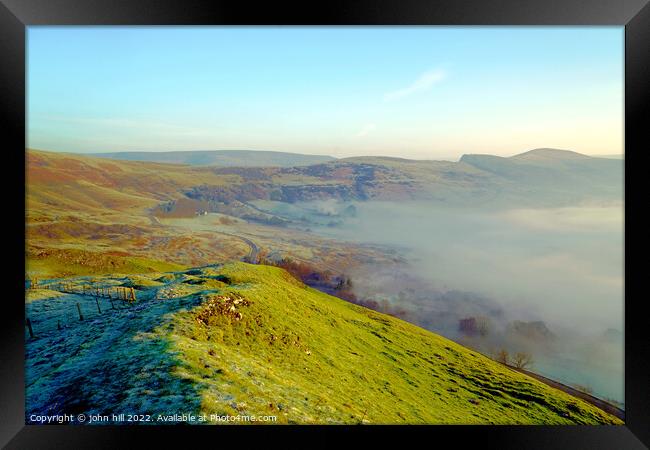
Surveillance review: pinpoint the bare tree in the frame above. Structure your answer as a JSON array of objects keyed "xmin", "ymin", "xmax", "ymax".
[
  {"xmin": 495, "ymin": 349, "xmax": 509, "ymax": 365},
  {"xmin": 512, "ymin": 352, "xmax": 533, "ymax": 369},
  {"xmin": 573, "ymin": 384, "xmax": 593, "ymax": 395}
]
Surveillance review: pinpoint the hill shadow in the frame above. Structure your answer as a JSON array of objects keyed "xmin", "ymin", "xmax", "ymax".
[{"xmin": 25, "ymin": 291, "xmax": 206, "ymax": 424}]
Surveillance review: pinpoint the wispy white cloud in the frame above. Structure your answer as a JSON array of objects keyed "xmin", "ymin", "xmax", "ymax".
[
  {"xmin": 384, "ymin": 68, "xmax": 446, "ymax": 102},
  {"xmin": 355, "ymin": 123, "xmax": 376, "ymax": 137},
  {"xmin": 31, "ymin": 114, "xmax": 213, "ymax": 137}
]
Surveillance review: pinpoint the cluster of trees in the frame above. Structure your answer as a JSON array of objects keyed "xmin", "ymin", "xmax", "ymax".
[
  {"xmin": 495, "ymin": 349, "xmax": 534, "ymax": 369},
  {"xmin": 259, "ymin": 256, "xmax": 356, "ymax": 298},
  {"xmin": 259, "ymin": 256, "xmax": 409, "ymax": 319},
  {"xmin": 459, "ymin": 316, "xmax": 492, "ymax": 336},
  {"xmin": 352, "ymin": 298, "xmax": 409, "ymax": 319},
  {"xmin": 260, "ymin": 256, "xmax": 334, "ymax": 284}
]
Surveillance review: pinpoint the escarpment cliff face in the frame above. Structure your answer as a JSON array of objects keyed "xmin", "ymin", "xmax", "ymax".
[
  {"xmin": 178, "ymin": 161, "xmax": 418, "ymax": 208},
  {"xmin": 158, "ymin": 148, "xmax": 622, "ymax": 216},
  {"xmin": 31, "ymin": 148, "xmax": 620, "ymax": 220}
]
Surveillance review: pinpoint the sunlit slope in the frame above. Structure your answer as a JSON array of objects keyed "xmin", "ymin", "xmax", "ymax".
[
  {"xmin": 26, "ymin": 150, "xmax": 252, "ymax": 273},
  {"xmin": 26, "ymin": 148, "xmax": 623, "ymax": 280},
  {"xmin": 459, "ymin": 148, "xmax": 623, "ymax": 203},
  {"xmin": 26, "ymin": 263, "xmax": 622, "ymax": 424},
  {"xmin": 28, "ymin": 148, "xmax": 622, "ymax": 215},
  {"xmin": 26, "ymin": 249, "xmax": 187, "ymax": 278},
  {"xmin": 27, "ymin": 149, "xmax": 227, "ymax": 214}
]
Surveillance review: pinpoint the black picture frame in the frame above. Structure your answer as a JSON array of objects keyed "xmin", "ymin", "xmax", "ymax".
[{"xmin": 1, "ymin": 0, "xmax": 648, "ymax": 448}]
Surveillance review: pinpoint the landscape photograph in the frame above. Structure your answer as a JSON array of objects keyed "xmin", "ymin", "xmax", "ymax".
[{"xmin": 25, "ymin": 26, "xmax": 624, "ymax": 425}]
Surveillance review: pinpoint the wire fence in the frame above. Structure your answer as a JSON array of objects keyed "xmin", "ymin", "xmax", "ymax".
[{"xmin": 25, "ymin": 279, "xmax": 139, "ymax": 338}]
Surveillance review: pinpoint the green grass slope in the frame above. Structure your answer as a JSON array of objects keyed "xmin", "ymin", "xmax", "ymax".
[
  {"xmin": 26, "ymin": 248, "xmax": 187, "ymax": 278},
  {"xmin": 25, "ymin": 263, "xmax": 622, "ymax": 425}
]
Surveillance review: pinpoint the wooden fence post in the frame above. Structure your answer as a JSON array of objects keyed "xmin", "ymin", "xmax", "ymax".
[
  {"xmin": 130, "ymin": 287, "xmax": 136, "ymax": 302},
  {"xmin": 77, "ymin": 303, "xmax": 84, "ymax": 321},
  {"xmin": 25, "ymin": 318, "xmax": 34, "ymax": 338},
  {"xmin": 95, "ymin": 297, "xmax": 102, "ymax": 314},
  {"xmin": 110, "ymin": 298, "xmax": 115, "ymax": 310}
]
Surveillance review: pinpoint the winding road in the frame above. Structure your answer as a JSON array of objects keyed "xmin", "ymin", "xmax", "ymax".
[
  {"xmin": 239, "ymin": 236, "xmax": 260, "ymax": 264},
  {"xmin": 210, "ymin": 230, "xmax": 260, "ymax": 264},
  {"xmin": 148, "ymin": 213, "xmax": 260, "ymax": 264}
]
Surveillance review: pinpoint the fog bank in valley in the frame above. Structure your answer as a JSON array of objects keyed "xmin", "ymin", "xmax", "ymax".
[{"xmin": 308, "ymin": 201, "xmax": 624, "ymax": 405}]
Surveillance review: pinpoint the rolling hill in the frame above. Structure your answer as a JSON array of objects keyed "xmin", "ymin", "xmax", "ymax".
[
  {"xmin": 26, "ymin": 148, "xmax": 623, "ymax": 279},
  {"xmin": 459, "ymin": 148, "xmax": 623, "ymax": 202},
  {"xmin": 25, "ymin": 148, "xmax": 625, "ymax": 424},
  {"xmin": 28, "ymin": 148, "xmax": 622, "ymax": 216},
  {"xmin": 25, "ymin": 262, "xmax": 622, "ymax": 424}
]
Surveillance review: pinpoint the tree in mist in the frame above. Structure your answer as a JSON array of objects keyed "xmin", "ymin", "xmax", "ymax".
[
  {"xmin": 495, "ymin": 349, "xmax": 509, "ymax": 365},
  {"xmin": 573, "ymin": 384, "xmax": 594, "ymax": 395},
  {"xmin": 512, "ymin": 352, "xmax": 533, "ymax": 369},
  {"xmin": 476, "ymin": 316, "xmax": 491, "ymax": 337}
]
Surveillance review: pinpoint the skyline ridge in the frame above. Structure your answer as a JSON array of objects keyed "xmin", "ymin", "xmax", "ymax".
[
  {"xmin": 28, "ymin": 146, "xmax": 623, "ymax": 164},
  {"xmin": 28, "ymin": 27, "xmax": 623, "ymax": 159}
]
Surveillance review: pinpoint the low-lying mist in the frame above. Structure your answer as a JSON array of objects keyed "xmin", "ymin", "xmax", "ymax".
[{"xmin": 304, "ymin": 200, "xmax": 624, "ymax": 405}]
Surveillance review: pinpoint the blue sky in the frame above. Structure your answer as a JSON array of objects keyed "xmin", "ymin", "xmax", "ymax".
[{"xmin": 27, "ymin": 27, "xmax": 623, "ymax": 159}]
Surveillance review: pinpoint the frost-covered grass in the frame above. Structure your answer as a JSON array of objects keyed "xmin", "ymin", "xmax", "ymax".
[{"xmin": 25, "ymin": 263, "xmax": 622, "ymax": 425}]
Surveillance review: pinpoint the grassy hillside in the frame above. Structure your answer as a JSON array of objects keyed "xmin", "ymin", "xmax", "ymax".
[
  {"xmin": 27, "ymin": 149, "xmax": 232, "ymax": 215},
  {"xmin": 25, "ymin": 149, "xmax": 404, "ymax": 280},
  {"xmin": 459, "ymin": 148, "xmax": 623, "ymax": 203},
  {"xmin": 28, "ymin": 148, "xmax": 623, "ymax": 218},
  {"xmin": 26, "ymin": 248, "xmax": 187, "ymax": 278},
  {"xmin": 25, "ymin": 262, "xmax": 621, "ymax": 425}
]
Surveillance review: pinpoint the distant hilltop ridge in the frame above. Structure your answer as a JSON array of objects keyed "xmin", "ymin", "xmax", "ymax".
[
  {"xmin": 458, "ymin": 148, "xmax": 622, "ymax": 187},
  {"xmin": 511, "ymin": 148, "xmax": 594, "ymax": 160},
  {"xmin": 461, "ymin": 148, "xmax": 600, "ymax": 163},
  {"xmin": 28, "ymin": 147, "xmax": 622, "ymax": 211},
  {"xmin": 87, "ymin": 149, "xmax": 336, "ymax": 167},
  {"xmin": 53, "ymin": 147, "xmax": 619, "ymax": 167}
]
